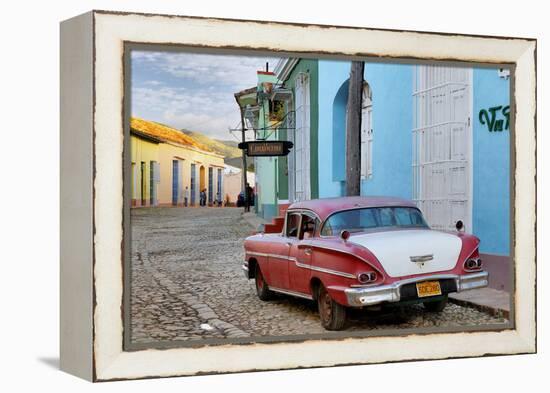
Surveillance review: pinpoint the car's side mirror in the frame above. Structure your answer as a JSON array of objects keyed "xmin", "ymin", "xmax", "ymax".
[{"xmin": 455, "ymin": 220, "xmax": 464, "ymax": 232}]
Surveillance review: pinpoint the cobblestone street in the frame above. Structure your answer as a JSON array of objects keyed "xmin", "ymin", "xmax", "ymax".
[{"xmin": 130, "ymin": 207, "xmax": 508, "ymax": 345}]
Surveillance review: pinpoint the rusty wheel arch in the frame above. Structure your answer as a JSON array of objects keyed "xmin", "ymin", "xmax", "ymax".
[
  {"xmin": 310, "ymin": 277, "xmax": 323, "ymax": 301},
  {"xmin": 247, "ymin": 257, "xmax": 258, "ymax": 278}
]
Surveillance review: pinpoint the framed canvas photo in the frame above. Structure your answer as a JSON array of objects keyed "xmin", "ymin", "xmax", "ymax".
[{"xmin": 60, "ymin": 10, "xmax": 536, "ymax": 382}]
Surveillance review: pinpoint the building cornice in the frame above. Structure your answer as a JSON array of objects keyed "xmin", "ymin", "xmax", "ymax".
[
  {"xmin": 274, "ymin": 58, "xmax": 299, "ymax": 82},
  {"xmin": 163, "ymin": 140, "xmax": 225, "ymax": 160}
]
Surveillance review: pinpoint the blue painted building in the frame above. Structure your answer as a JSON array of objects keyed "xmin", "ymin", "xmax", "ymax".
[
  {"xmin": 319, "ymin": 61, "xmax": 414, "ymax": 200},
  {"xmin": 313, "ymin": 59, "xmax": 510, "ymax": 288}
]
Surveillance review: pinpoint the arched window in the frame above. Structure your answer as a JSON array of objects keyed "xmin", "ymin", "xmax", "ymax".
[
  {"xmin": 332, "ymin": 79, "xmax": 372, "ymax": 186},
  {"xmin": 332, "ymin": 80, "xmax": 349, "ymax": 183},
  {"xmin": 361, "ymin": 82, "xmax": 373, "ymax": 179}
]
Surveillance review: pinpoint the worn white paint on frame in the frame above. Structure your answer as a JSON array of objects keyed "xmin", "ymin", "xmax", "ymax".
[{"xmin": 92, "ymin": 11, "xmax": 536, "ymax": 381}]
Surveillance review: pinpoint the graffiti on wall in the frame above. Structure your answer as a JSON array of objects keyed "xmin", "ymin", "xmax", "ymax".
[{"xmin": 479, "ymin": 105, "xmax": 510, "ymax": 132}]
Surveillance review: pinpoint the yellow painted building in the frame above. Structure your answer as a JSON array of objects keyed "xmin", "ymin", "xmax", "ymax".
[{"xmin": 130, "ymin": 117, "xmax": 225, "ymax": 207}]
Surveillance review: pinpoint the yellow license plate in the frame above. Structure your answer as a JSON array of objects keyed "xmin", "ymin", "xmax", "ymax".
[{"xmin": 416, "ymin": 281, "xmax": 442, "ymax": 298}]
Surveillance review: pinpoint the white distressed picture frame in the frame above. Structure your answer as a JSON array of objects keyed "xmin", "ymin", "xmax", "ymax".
[{"xmin": 60, "ymin": 10, "xmax": 536, "ymax": 382}]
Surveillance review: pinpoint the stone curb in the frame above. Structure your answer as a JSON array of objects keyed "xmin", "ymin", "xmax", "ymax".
[
  {"xmin": 241, "ymin": 212, "xmax": 268, "ymax": 232},
  {"xmin": 448, "ymin": 296, "xmax": 510, "ymax": 320}
]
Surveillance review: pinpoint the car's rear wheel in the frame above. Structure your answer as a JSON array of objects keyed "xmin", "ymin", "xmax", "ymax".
[
  {"xmin": 255, "ymin": 264, "xmax": 274, "ymax": 301},
  {"xmin": 423, "ymin": 295, "xmax": 448, "ymax": 312},
  {"xmin": 317, "ymin": 284, "xmax": 346, "ymax": 330}
]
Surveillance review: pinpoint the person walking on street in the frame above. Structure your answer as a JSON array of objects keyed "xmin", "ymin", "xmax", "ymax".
[
  {"xmin": 200, "ymin": 189, "xmax": 207, "ymax": 206},
  {"xmin": 245, "ymin": 182, "xmax": 253, "ymax": 212},
  {"xmin": 184, "ymin": 186, "xmax": 189, "ymax": 207}
]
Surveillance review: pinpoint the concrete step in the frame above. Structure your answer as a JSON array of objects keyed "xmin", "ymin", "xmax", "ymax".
[
  {"xmin": 242, "ymin": 212, "xmax": 284, "ymax": 234},
  {"xmin": 263, "ymin": 224, "xmax": 280, "ymax": 233},
  {"xmin": 278, "ymin": 203, "xmax": 290, "ymax": 217},
  {"xmin": 267, "ymin": 216, "xmax": 285, "ymax": 233}
]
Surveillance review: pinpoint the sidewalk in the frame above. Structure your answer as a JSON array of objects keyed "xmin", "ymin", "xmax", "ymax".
[
  {"xmin": 449, "ymin": 287, "xmax": 511, "ymax": 319},
  {"xmin": 241, "ymin": 211, "xmax": 268, "ymax": 232}
]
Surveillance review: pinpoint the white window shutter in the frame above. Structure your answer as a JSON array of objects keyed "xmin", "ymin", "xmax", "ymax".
[
  {"xmin": 293, "ymin": 73, "xmax": 310, "ymax": 200},
  {"xmin": 367, "ymin": 106, "xmax": 373, "ymax": 178},
  {"xmin": 295, "ymin": 74, "xmax": 303, "ymax": 196},
  {"xmin": 361, "ymin": 83, "xmax": 373, "ymax": 179},
  {"xmin": 361, "ymin": 109, "xmax": 367, "ymax": 179},
  {"xmin": 413, "ymin": 65, "xmax": 471, "ymax": 231}
]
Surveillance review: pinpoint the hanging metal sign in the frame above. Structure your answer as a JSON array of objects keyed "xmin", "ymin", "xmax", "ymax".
[{"xmin": 238, "ymin": 141, "xmax": 294, "ymax": 157}]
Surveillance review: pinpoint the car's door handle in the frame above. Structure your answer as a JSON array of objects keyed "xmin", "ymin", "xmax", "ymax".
[{"xmin": 304, "ymin": 248, "xmax": 312, "ymax": 255}]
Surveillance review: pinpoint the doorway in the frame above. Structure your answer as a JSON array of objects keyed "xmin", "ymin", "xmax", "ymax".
[
  {"xmin": 172, "ymin": 160, "xmax": 180, "ymax": 206},
  {"xmin": 149, "ymin": 161, "xmax": 158, "ymax": 206},
  {"xmin": 208, "ymin": 167, "xmax": 213, "ymax": 205},
  {"xmin": 190, "ymin": 163, "xmax": 196, "ymax": 206},
  {"xmin": 140, "ymin": 161, "xmax": 146, "ymax": 206},
  {"xmin": 413, "ymin": 65, "xmax": 472, "ymax": 232},
  {"xmin": 199, "ymin": 165, "xmax": 206, "ymax": 192}
]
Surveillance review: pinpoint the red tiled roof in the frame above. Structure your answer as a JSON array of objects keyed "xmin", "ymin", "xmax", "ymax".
[{"xmin": 130, "ymin": 117, "xmax": 213, "ymax": 153}]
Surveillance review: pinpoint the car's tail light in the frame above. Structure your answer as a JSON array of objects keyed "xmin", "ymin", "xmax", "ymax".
[
  {"xmin": 340, "ymin": 230, "xmax": 351, "ymax": 241},
  {"xmin": 465, "ymin": 258, "xmax": 482, "ymax": 270},
  {"xmin": 357, "ymin": 272, "xmax": 377, "ymax": 284}
]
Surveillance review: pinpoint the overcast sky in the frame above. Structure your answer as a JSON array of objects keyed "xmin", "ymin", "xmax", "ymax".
[{"xmin": 131, "ymin": 50, "xmax": 281, "ymax": 141}]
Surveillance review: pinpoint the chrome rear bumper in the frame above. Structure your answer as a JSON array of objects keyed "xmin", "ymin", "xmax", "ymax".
[{"xmin": 344, "ymin": 271, "xmax": 489, "ymax": 307}]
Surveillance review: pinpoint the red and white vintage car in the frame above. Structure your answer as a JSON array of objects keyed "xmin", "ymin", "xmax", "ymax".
[{"xmin": 243, "ymin": 196, "xmax": 488, "ymax": 330}]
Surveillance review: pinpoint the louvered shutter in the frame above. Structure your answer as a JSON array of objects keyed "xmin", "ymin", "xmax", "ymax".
[{"xmin": 413, "ymin": 66, "xmax": 471, "ymax": 231}]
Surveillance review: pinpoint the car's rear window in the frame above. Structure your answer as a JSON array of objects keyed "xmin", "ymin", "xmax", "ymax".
[{"xmin": 320, "ymin": 207, "xmax": 428, "ymax": 236}]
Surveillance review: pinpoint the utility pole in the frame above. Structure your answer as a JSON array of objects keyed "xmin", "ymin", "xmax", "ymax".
[
  {"xmin": 239, "ymin": 107, "xmax": 249, "ymax": 212},
  {"xmin": 346, "ymin": 61, "xmax": 364, "ymax": 196}
]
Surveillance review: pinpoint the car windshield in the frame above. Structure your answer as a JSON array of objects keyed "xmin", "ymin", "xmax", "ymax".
[{"xmin": 320, "ymin": 207, "xmax": 429, "ymax": 236}]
